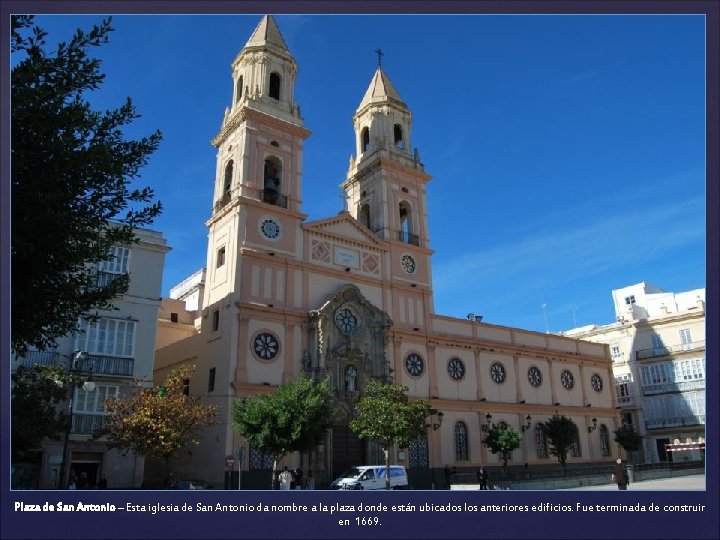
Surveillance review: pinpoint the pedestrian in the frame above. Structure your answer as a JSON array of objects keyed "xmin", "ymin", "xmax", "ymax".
[
  {"xmin": 305, "ymin": 471, "xmax": 315, "ymax": 490},
  {"xmin": 524, "ymin": 462, "xmax": 530, "ymax": 480},
  {"xmin": 611, "ymin": 458, "xmax": 629, "ymax": 490},
  {"xmin": 480, "ymin": 467, "xmax": 488, "ymax": 490},
  {"xmin": 279, "ymin": 466, "xmax": 293, "ymax": 490}
]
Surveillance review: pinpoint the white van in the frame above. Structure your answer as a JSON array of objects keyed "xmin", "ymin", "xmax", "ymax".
[{"xmin": 331, "ymin": 465, "xmax": 409, "ymax": 490}]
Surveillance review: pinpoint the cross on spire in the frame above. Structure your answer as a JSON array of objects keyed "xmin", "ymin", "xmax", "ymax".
[{"xmin": 375, "ymin": 48, "xmax": 384, "ymax": 67}]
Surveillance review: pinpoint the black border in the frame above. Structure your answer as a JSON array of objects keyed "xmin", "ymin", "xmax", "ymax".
[{"xmin": 1, "ymin": 2, "xmax": 717, "ymax": 539}]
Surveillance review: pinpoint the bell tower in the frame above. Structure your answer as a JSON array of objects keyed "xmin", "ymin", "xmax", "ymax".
[
  {"xmin": 203, "ymin": 15, "xmax": 311, "ymax": 310},
  {"xmin": 341, "ymin": 57, "xmax": 434, "ymax": 313}
]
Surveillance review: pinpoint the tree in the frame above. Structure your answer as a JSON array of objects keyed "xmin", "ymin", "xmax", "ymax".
[
  {"xmin": 103, "ymin": 365, "xmax": 218, "ymax": 482},
  {"xmin": 614, "ymin": 425, "xmax": 643, "ymax": 463},
  {"xmin": 481, "ymin": 422, "xmax": 522, "ymax": 474},
  {"xmin": 11, "ymin": 365, "xmax": 86, "ymax": 462},
  {"xmin": 349, "ymin": 379, "xmax": 432, "ymax": 489},
  {"xmin": 544, "ymin": 413, "xmax": 579, "ymax": 473},
  {"xmin": 11, "ymin": 15, "xmax": 162, "ymax": 357},
  {"xmin": 231, "ymin": 375, "xmax": 333, "ymax": 489}
]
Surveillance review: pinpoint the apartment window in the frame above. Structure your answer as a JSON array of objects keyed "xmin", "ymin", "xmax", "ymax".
[
  {"xmin": 610, "ymin": 345, "xmax": 622, "ymax": 360},
  {"xmin": 76, "ymin": 318, "xmax": 135, "ymax": 357},
  {"xmin": 170, "ymin": 312, "xmax": 179, "ymax": 323},
  {"xmin": 208, "ymin": 367, "xmax": 216, "ymax": 393},
  {"xmin": 212, "ymin": 309, "xmax": 220, "ymax": 332},
  {"xmin": 679, "ymin": 329, "xmax": 693, "ymax": 350},
  {"xmin": 99, "ymin": 246, "xmax": 131, "ymax": 274},
  {"xmin": 73, "ymin": 385, "xmax": 119, "ymax": 434},
  {"xmin": 216, "ymin": 247, "xmax": 226, "ymax": 268},
  {"xmin": 624, "ymin": 295, "xmax": 636, "ymax": 306},
  {"xmin": 651, "ymin": 333, "xmax": 665, "ymax": 350}
]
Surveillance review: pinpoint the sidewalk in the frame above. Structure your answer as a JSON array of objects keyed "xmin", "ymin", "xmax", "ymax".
[{"xmin": 555, "ymin": 473, "xmax": 705, "ymax": 491}]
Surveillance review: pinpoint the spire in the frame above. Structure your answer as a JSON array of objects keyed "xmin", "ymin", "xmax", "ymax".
[
  {"xmin": 357, "ymin": 67, "xmax": 407, "ymax": 112},
  {"xmin": 245, "ymin": 15, "xmax": 290, "ymax": 52}
]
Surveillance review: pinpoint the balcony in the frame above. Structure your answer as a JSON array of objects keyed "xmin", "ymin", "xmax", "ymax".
[
  {"xmin": 641, "ymin": 379, "xmax": 705, "ymax": 395},
  {"xmin": 636, "ymin": 341, "xmax": 705, "ymax": 360},
  {"xmin": 18, "ymin": 351, "xmax": 134, "ymax": 377},
  {"xmin": 398, "ymin": 230, "xmax": 421, "ymax": 247},
  {"xmin": 259, "ymin": 189, "xmax": 287, "ymax": 209},
  {"xmin": 616, "ymin": 395, "xmax": 642, "ymax": 408},
  {"xmin": 72, "ymin": 413, "xmax": 106, "ymax": 436},
  {"xmin": 645, "ymin": 415, "xmax": 705, "ymax": 429}
]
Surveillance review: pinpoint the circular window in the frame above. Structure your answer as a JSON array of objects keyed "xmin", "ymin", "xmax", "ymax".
[
  {"xmin": 490, "ymin": 362, "xmax": 506, "ymax": 384},
  {"xmin": 447, "ymin": 357, "xmax": 465, "ymax": 381},
  {"xmin": 405, "ymin": 353, "xmax": 424, "ymax": 377},
  {"xmin": 401, "ymin": 255, "xmax": 416, "ymax": 274},
  {"xmin": 591, "ymin": 373, "xmax": 603, "ymax": 392},
  {"xmin": 528, "ymin": 366, "xmax": 542, "ymax": 387},
  {"xmin": 334, "ymin": 308, "xmax": 358, "ymax": 335},
  {"xmin": 253, "ymin": 332, "xmax": 279, "ymax": 360},
  {"xmin": 260, "ymin": 218, "xmax": 281, "ymax": 240},
  {"xmin": 560, "ymin": 369, "xmax": 574, "ymax": 390}
]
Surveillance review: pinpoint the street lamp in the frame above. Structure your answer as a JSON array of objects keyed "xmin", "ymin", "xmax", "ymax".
[
  {"xmin": 427, "ymin": 410, "xmax": 444, "ymax": 431},
  {"xmin": 58, "ymin": 351, "xmax": 94, "ymax": 489},
  {"xmin": 520, "ymin": 415, "xmax": 532, "ymax": 432},
  {"xmin": 587, "ymin": 417, "xmax": 598, "ymax": 433}
]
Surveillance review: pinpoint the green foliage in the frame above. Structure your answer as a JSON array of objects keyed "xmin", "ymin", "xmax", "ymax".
[
  {"xmin": 11, "ymin": 365, "xmax": 85, "ymax": 461},
  {"xmin": 232, "ymin": 376, "xmax": 333, "ymax": 487},
  {"xmin": 544, "ymin": 413, "xmax": 579, "ymax": 469},
  {"xmin": 350, "ymin": 379, "xmax": 432, "ymax": 488},
  {"xmin": 11, "ymin": 15, "xmax": 162, "ymax": 357},
  {"xmin": 104, "ymin": 365, "xmax": 218, "ymax": 471},
  {"xmin": 481, "ymin": 423, "xmax": 522, "ymax": 471},
  {"xmin": 614, "ymin": 424, "xmax": 643, "ymax": 461}
]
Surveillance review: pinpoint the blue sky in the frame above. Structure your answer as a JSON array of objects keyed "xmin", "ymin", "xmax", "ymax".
[{"xmin": 28, "ymin": 13, "xmax": 706, "ymax": 333}]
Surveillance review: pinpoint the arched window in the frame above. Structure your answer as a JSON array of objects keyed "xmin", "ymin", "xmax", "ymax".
[
  {"xmin": 399, "ymin": 201, "xmax": 417, "ymax": 245},
  {"xmin": 394, "ymin": 124, "xmax": 404, "ymax": 148},
  {"xmin": 361, "ymin": 127, "xmax": 370, "ymax": 152},
  {"xmin": 570, "ymin": 436, "xmax": 581, "ymax": 457},
  {"xmin": 269, "ymin": 72, "xmax": 281, "ymax": 100},
  {"xmin": 358, "ymin": 204, "xmax": 371, "ymax": 230},
  {"xmin": 535, "ymin": 424, "xmax": 548, "ymax": 459},
  {"xmin": 263, "ymin": 157, "xmax": 281, "ymax": 191},
  {"xmin": 454, "ymin": 421, "xmax": 469, "ymax": 461},
  {"xmin": 235, "ymin": 76, "xmax": 243, "ymax": 103},
  {"xmin": 599, "ymin": 425, "xmax": 610, "ymax": 457},
  {"xmin": 409, "ymin": 436, "xmax": 429, "ymax": 469},
  {"xmin": 223, "ymin": 160, "xmax": 234, "ymax": 196}
]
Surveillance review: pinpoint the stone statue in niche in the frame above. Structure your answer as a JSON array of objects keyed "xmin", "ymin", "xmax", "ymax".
[{"xmin": 345, "ymin": 365, "xmax": 357, "ymax": 392}]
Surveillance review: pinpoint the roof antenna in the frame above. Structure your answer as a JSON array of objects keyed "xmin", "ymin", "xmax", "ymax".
[{"xmin": 375, "ymin": 48, "xmax": 384, "ymax": 67}]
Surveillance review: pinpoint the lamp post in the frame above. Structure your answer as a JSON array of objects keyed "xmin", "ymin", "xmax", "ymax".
[
  {"xmin": 58, "ymin": 351, "xmax": 94, "ymax": 489},
  {"xmin": 587, "ymin": 417, "xmax": 598, "ymax": 433},
  {"xmin": 425, "ymin": 409, "xmax": 443, "ymax": 490}
]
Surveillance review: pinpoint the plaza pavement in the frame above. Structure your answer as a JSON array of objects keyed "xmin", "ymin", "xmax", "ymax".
[{"xmin": 555, "ymin": 473, "xmax": 706, "ymax": 491}]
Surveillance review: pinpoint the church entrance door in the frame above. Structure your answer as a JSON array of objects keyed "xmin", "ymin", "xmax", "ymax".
[{"xmin": 332, "ymin": 424, "xmax": 365, "ymax": 479}]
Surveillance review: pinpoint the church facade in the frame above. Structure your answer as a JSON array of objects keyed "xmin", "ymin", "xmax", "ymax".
[{"xmin": 153, "ymin": 15, "xmax": 619, "ymax": 489}]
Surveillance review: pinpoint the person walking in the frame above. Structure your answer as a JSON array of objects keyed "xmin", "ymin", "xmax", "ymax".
[
  {"xmin": 611, "ymin": 458, "xmax": 630, "ymax": 490},
  {"xmin": 279, "ymin": 466, "xmax": 293, "ymax": 490},
  {"xmin": 305, "ymin": 471, "xmax": 315, "ymax": 490}
]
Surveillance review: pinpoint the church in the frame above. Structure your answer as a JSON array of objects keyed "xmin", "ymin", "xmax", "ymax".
[{"xmin": 153, "ymin": 15, "xmax": 619, "ymax": 489}]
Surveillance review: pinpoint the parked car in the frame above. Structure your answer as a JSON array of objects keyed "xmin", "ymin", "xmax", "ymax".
[
  {"xmin": 331, "ymin": 465, "xmax": 409, "ymax": 490},
  {"xmin": 176, "ymin": 479, "xmax": 212, "ymax": 490}
]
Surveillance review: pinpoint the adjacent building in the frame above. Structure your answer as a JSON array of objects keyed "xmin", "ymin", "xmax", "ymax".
[
  {"xmin": 153, "ymin": 15, "xmax": 620, "ymax": 489},
  {"xmin": 563, "ymin": 282, "xmax": 706, "ymax": 464},
  {"xmin": 12, "ymin": 228, "xmax": 170, "ymax": 489}
]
